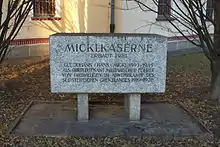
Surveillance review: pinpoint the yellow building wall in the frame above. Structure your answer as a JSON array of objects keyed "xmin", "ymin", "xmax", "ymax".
[
  {"xmin": 1, "ymin": 0, "xmax": 122, "ymax": 59},
  {"xmin": 15, "ymin": 0, "xmax": 122, "ymax": 39}
]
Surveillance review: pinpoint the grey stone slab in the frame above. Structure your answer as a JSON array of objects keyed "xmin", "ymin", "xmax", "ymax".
[
  {"xmin": 13, "ymin": 119, "xmax": 40, "ymax": 136},
  {"xmin": 77, "ymin": 94, "xmax": 89, "ymax": 121},
  {"xmin": 30, "ymin": 103, "xmax": 70, "ymax": 111},
  {"xmin": 12, "ymin": 102, "xmax": 205, "ymax": 137},
  {"xmin": 141, "ymin": 103, "xmax": 185, "ymax": 121},
  {"xmin": 68, "ymin": 122, "xmax": 125, "ymax": 136},
  {"xmin": 124, "ymin": 94, "xmax": 141, "ymax": 121},
  {"xmin": 24, "ymin": 102, "xmax": 75, "ymax": 119},
  {"xmin": 57, "ymin": 109, "xmax": 76, "ymax": 121},
  {"xmin": 33, "ymin": 119, "xmax": 68, "ymax": 135},
  {"xmin": 90, "ymin": 105, "xmax": 125, "ymax": 120},
  {"xmin": 50, "ymin": 33, "xmax": 167, "ymax": 93},
  {"xmin": 24, "ymin": 108, "xmax": 58, "ymax": 119}
]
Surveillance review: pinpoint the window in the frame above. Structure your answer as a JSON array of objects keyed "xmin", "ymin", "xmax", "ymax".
[
  {"xmin": 206, "ymin": 0, "xmax": 213, "ymax": 20},
  {"xmin": 33, "ymin": 0, "xmax": 56, "ymax": 17},
  {"xmin": 157, "ymin": 0, "xmax": 172, "ymax": 21}
]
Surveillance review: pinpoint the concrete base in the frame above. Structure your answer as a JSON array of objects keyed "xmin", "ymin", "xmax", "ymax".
[
  {"xmin": 12, "ymin": 102, "xmax": 206, "ymax": 137},
  {"xmin": 77, "ymin": 94, "xmax": 89, "ymax": 121},
  {"xmin": 124, "ymin": 94, "xmax": 141, "ymax": 121}
]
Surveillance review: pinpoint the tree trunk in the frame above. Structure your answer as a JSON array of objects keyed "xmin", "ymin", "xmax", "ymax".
[
  {"xmin": 211, "ymin": 59, "xmax": 220, "ymax": 102},
  {"xmin": 211, "ymin": 1, "xmax": 220, "ymax": 103}
]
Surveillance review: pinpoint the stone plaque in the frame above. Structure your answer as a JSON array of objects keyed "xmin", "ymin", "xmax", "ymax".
[{"xmin": 50, "ymin": 33, "xmax": 167, "ymax": 93}]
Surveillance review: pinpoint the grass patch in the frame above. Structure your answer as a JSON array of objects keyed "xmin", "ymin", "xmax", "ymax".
[{"xmin": 168, "ymin": 52, "xmax": 210, "ymax": 74}]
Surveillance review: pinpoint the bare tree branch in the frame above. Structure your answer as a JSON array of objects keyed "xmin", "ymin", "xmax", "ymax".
[
  {"xmin": 128, "ymin": 0, "xmax": 214, "ymax": 60},
  {"xmin": 0, "ymin": 0, "xmax": 32, "ymax": 63}
]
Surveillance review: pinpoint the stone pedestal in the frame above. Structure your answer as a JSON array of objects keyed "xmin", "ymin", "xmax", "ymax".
[
  {"xmin": 77, "ymin": 94, "xmax": 89, "ymax": 121},
  {"xmin": 124, "ymin": 94, "xmax": 141, "ymax": 121}
]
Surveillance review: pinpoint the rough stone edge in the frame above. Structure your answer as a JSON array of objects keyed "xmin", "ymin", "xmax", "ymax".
[
  {"xmin": 176, "ymin": 101, "xmax": 213, "ymax": 137},
  {"xmin": 7, "ymin": 100, "xmax": 34, "ymax": 135},
  {"xmin": 50, "ymin": 33, "xmax": 166, "ymax": 38}
]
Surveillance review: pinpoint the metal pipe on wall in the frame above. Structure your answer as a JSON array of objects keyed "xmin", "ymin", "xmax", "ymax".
[{"xmin": 110, "ymin": 0, "xmax": 115, "ymax": 33}]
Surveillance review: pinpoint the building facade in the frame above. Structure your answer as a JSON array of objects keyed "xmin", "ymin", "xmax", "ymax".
[{"xmin": 6, "ymin": 0, "xmax": 214, "ymax": 59}]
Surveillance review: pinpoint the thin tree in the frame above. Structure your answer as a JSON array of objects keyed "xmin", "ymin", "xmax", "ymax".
[
  {"xmin": 0, "ymin": 0, "xmax": 32, "ymax": 63},
  {"xmin": 128, "ymin": 0, "xmax": 220, "ymax": 102}
]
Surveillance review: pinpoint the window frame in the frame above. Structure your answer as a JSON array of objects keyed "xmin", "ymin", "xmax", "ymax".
[
  {"xmin": 31, "ymin": 0, "xmax": 61, "ymax": 21},
  {"xmin": 206, "ymin": 0, "xmax": 214, "ymax": 21},
  {"xmin": 156, "ymin": 0, "xmax": 174, "ymax": 21}
]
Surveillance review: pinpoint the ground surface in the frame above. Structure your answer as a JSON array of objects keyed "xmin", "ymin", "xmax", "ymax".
[
  {"xmin": 13, "ymin": 102, "xmax": 204, "ymax": 137},
  {"xmin": 0, "ymin": 52, "xmax": 220, "ymax": 146}
]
